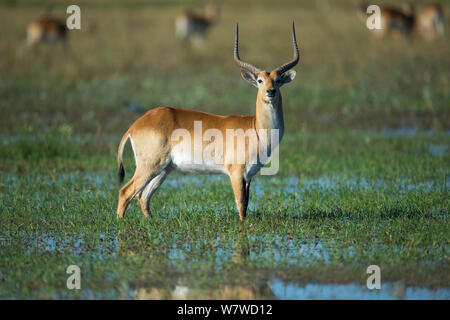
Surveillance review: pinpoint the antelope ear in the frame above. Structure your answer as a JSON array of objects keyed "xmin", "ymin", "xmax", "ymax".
[
  {"xmin": 241, "ymin": 70, "xmax": 258, "ymax": 88},
  {"xmin": 279, "ymin": 70, "xmax": 296, "ymax": 86}
]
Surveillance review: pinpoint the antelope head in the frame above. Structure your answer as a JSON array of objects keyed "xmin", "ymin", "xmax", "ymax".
[{"xmin": 234, "ymin": 23, "xmax": 299, "ymax": 104}]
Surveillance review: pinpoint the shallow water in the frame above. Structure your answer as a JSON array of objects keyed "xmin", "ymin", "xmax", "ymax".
[
  {"xmin": 3, "ymin": 171, "xmax": 448, "ymax": 267},
  {"xmin": 166, "ymin": 234, "xmax": 334, "ymax": 267},
  {"xmin": 1, "ymin": 277, "xmax": 448, "ymax": 300},
  {"xmin": 129, "ymin": 279, "xmax": 450, "ymax": 300},
  {"xmin": 12, "ymin": 231, "xmax": 334, "ymax": 267},
  {"xmin": 2, "ymin": 170, "xmax": 448, "ymax": 195},
  {"xmin": 268, "ymin": 279, "xmax": 450, "ymax": 300},
  {"xmin": 429, "ymin": 144, "xmax": 448, "ymax": 157},
  {"xmin": 15, "ymin": 232, "xmax": 119, "ymax": 258},
  {"xmin": 2, "ymin": 171, "xmax": 448, "ymax": 299},
  {"xmin": 374, "ymin": 127, "xmax": 450, "ymax": 137}
]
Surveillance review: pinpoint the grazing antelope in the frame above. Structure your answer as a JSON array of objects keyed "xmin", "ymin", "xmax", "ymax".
[
  {"xmin": 358, "ymin": 1, "xmax": 415, "ymax": 42},
  {"xmin": 175, "ymin": 2, "xmax": 220, "ymax": 43},
  {"xmin": 117, "ymin": 24, "xmax": 299, "ymax": 221},
  {"xmin": 21, "ymin": 12, "xmax": 67, "ymax": 52},
  {"xmin": 416, "ymin": 3, "xmax": 444, "ymax": 41}
]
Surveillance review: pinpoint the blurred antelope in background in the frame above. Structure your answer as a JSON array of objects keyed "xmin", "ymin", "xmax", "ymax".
[
  {"xmin": 416, "ymin": 3, "xmax": 444, "ymax": 41},
  {"xmin": 358, "ymin": 1, "xmax": 445, "ymax": 43},
  {"xmin": 358, "ymin": 1, "xmax": 415, "ymax": 42},
  {"xmin": 175, "ymin": 1, "xmax": 221, "ymax": 45},
  {"xmin": 20, "ymin": 12, "xmax": 67, "ymax": 54},
  {"xmin": 117, "ymin": 24, "xmax": 299, "ymax": 221}
]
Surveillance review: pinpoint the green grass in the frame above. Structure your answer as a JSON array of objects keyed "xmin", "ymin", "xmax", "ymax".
[
  {"xmin": 0, "ymin": 0, "xmax": 449, "ymax": 299},
  {"xmin": 1, "ymin": 171, "xmax": 449, "ymax": 298}
]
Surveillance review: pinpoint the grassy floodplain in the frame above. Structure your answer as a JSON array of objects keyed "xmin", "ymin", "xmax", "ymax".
[{"xmin": 0, "ymin": 0, "xmax": 449, "ymax": 299}]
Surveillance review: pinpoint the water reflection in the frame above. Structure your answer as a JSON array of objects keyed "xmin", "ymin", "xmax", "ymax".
[
  {"xmin": 232, "ymin": 231, "xmax": 250, "ymax": 264},
  {"xmin": 131, "ymin": 279, "xmax": 449, "ymax": 300},
  {"xmin": 5, "ymin": 231, "xmax": 449, "ymax": 299},
  {"xmin": 134, "ymin": 283, "xmax": 274, "ymax": 300}
]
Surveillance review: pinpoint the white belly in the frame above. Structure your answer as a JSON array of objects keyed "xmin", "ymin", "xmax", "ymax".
[{"xmin": 171, "ymin": 147, "xmax": 227, "ymax": 175}]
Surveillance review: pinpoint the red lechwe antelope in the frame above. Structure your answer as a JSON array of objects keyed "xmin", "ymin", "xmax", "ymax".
[
  {"xmin": 175, "ymin": 2, "xmax": 220, "ymax": 43},
  {"xmin": 416, "ymin": 3, "xmax": 445, "ymax": 41},
  {"xmin": 117, "ymin": 23, "xmax": 299, "ymax": 221},
  {"xmin": 21, "ymin": 12, "xmax": 67, "ymax": 52},
  {"xmin": 358, "ymin": 2, "xmax": 415, "ymax": 42},
  {"xmin": 358, "ymin": 2, "xmax": 445, "ymax": 42}
]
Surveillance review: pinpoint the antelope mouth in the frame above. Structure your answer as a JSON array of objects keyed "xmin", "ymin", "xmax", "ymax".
[{"xmin": 265, "ymin": 93, "xmax": 277, "ymax": 100}]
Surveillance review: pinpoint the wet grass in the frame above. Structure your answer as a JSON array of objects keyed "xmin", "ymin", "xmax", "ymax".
[
  {"xmin": 0, "ymin": 0, "xmax": 449, "ymax": 299},
  {"xmin": 1, "ymin": 168, "xmax": 448, "ymax": 298}
]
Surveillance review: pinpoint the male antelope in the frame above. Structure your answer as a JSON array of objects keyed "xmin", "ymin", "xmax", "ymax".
[
  {"xmin": 416, "ymin": 3, "xmax": 444, "ymax": 41},
  {"xmin": 117, "ymin": 24, "xmax": 299, "ymax": 221},
  {"xmin": 175, "ymin": 2, "xmax": 220, "ymax": 42},
  {"xmin": 21, "ymin": 12, "xmax": 67, "ymax": 52}
]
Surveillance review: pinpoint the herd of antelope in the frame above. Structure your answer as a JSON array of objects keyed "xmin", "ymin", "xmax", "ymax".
[
  {"xmin": 21, "ymin": 1, "xmax": 444, "ymax": 52},
  {"xmin": 18, "ymin": 2, "xmax": 446, "ymax": 220},
  {"xmin": 20, "ymin": 2, "xmax": 222, "ymax": 52}
]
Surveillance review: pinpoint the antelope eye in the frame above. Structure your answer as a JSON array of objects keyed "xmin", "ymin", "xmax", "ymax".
[{"xmin": 257, "ymin": 79, "xmax": 263, "ymax": 84}]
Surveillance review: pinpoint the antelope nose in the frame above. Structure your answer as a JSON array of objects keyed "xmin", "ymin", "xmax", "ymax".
[{"xmin": 267, "ymin": 89, "xmax": 276, "ymax": 96}]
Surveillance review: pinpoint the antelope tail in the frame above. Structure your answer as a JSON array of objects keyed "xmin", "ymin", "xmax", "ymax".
[{"xmin": 117, "ymin": 132, "xmax": 130, "ymax": 186}]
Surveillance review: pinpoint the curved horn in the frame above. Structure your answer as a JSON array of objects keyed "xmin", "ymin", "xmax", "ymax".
[
  {"xmin": 234, "ymin": 24, "xmax": 261, "ymax": 75},
  {"xmin": 275, "ymin": 22, "xmax": 300, "ymax": 74}
]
